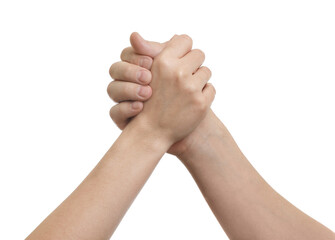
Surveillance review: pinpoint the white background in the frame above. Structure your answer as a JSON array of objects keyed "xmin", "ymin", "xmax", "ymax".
[{"xmin": 0, "ymin": 0, "xmax": 334, "ymax": 239}]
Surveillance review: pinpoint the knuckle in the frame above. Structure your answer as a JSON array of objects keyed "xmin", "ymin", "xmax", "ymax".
[
  {"xmin": 109, "ymin": 106, "xmax": 116, "ymax": 120},
  {"xmin": 194, "ymin": 49, "xmax": 205, "ymax": 60},
  {"xmin": 120, "ymin": 47, "xmax": 130, "ymax": 61},
  {"xmin": 155, "ymin": 55, "xmax": 171, "ymax": 69},
  {"xmin": 171, "ymin": 34, "xmax": 178, "ymax": 40},
  {"xmin": 183, "ymin": 84, "xmax": 197, "ymax": 94},
  {"xmin": 110, "ymin": 95, "xmax": 118, "ymax": 102},
  {"xmin": 110, "ymin": 103, "xmax": 125, "ymax": 119},
  {"xmin": 210, "ymin": 84, "xmax": 216, "ymax": 95},
  {"xmin": 109, "ymin": 62, "xmax": 118, "ymax": 78},
  {"xmin": 191, "ymin": 95, "xmax": 201, "ymax": 105},
  {"xmin": 110, "ymin": 106, "xmax": 127, "ymax": 130},
  {"xmin": 179, "ymin": 34, "xmax": 193, "ymax": 45},
  {"xmin": 176, "ymin": 67, "xmax": 188, "ymax": 80},
  {"xmin": 110, "ymin": 91, "xmax": 118, "ymax": 102},
  {"xmin": 205, "ymin": 84, "xmax": 216, "ymax": 103},
  {"xmin": 117, "ymin": 122, "xmax": 127, "ymax": 130},
  {"xmin": 202, "ymin": 66, "xmax": 212, "ymax": 79},
  {"xmin": 194, "ymin": 96, "xmax": 206, "ymax": 111},
  {"xmin": 107, "ymin": 81, "xmax": 114, "ymax": 97}
]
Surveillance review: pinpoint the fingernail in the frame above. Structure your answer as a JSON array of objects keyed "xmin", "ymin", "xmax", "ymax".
[
  {"xmin": 137, "ymin": 70, "xmax": 150, "ymax": 84},
  {"xmin": 136, "ymin": 71, "xmax": 142, "ymax": 82},
  {"xmin": 132, "ymin": 101, "xmax": 142, "ymax": 110},
  {"xmin": 137, "ymin": 86, "xmax": 150, "ymax": 98}
]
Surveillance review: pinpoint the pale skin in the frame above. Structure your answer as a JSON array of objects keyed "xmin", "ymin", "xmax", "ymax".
[
  {"xmin": 26, "ymin": 35, "xmax": 215, "ymax": 240},
  {"xmin": 107, "ymin": 32, "xmax": 335, "ymax": 239}
]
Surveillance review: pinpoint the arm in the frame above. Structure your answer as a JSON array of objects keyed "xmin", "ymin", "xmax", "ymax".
[
  {"xmin": 108, "ymin": 33, "xmax": 335, "ymax": 240},
  {"xmin": 179, "ymin": 110, "xmax": 335, "ymax": 240},
  {"xmin": 27, "ymin": 34, "xmax": 215, "ymax": 240},
  {"xmin": 27, "ymin": 121, "xmax": 169, "ymax": 240}
]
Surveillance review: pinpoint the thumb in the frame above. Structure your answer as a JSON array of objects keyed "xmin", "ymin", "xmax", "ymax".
[{"xmin": 130, "ymin": 32, "xmax": 168, "ymax": 58}]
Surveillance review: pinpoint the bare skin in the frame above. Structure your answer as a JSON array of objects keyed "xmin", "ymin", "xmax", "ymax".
[
  {"xmin": 107, "ymin": 32, "xmax": 335, "ymax": 240},
  {"xmin": 26, "ymin": 34, "xmax": 215, "ymax": 240}
]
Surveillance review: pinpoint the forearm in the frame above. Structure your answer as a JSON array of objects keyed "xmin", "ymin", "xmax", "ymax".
[
  {"xmin": 179, "ymin": 111, "xmax": 335, "ymax": 240},
  {"xmin": 27, "ymin": 120, "xmax": 170, "ymax": 240}
]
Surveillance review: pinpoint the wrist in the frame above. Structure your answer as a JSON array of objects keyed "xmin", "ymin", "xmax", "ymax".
[
  {"xmin": 125, "ymin": 115, "xmax": 174, "ymax": 153},
  {"xmin": 177, "ymin": 129, "xmax": 228, "ymax": 165},
  {"xmin": 176, "ymin": 110, "xmax": 237, "ymax": 166},
  {"xmin": 100, "ymin": 115, "xmax": 172, "ymax": 169}
]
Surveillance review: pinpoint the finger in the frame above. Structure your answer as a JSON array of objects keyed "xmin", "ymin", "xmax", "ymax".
[
  {"xmin": 162, "ymin": 34, "xmax": 193, "ymax": 58},
  {"xmin": 120, "ymin": 47, "xmax": 153, "ymax": 70},
  {"xmin": 181, "ymin": 49, "xmax": 205, "ymax": 73},
  {"xmin": 107, "ymin": 81, "xmax": 152, "ymax": 102},
  {"xmin": 130, "ymin": 32, "xmax": 168, "ymax": 58},
  {"xmin": 109, "ymin": 61, "xmax": 152, "ymax": 84},
  {"xmin": 192, "ymin": 66, "xmax": 212, "ymax": 88},
  {"xmin": 110, "ymin": 101, "xmax": 143, "ymax": 130},
  {"xmin": 202, "ymin": 83, "xmax": 216, "ymax": 106}
]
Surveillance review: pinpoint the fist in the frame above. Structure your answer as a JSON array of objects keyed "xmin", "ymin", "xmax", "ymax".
[{"xmin": 131, "ymin": 34, "xmax": 216, "ymax": 144}]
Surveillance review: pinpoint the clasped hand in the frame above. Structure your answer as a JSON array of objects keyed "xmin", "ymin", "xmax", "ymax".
[{"xmin": 109, "ymin": 33, "xmax": 215, "ymax": 149}]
